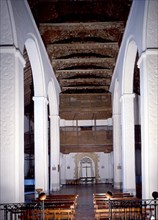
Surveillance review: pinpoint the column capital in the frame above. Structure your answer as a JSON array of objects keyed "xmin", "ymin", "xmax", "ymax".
[
  {"xmin": 33, "ymin": 96, "xmax": 48, "ymax": 104},
  {"xmin": 49, "ymin": 114, "xmax": 60, "ymax": 119},
  {"xmin": 120, "ymin": 93, "xmax": 135, "ymax": 102},
  {"xmin": 0, "ymin": 45, "xmax": 26, "ymax": 66},
  {"xmin": 138, "ymin": 48, "xmax": 158, "ymax": 68},
  {"xmin": 112, "ymin": 113, "xmax": 121, "ymax": 117}
]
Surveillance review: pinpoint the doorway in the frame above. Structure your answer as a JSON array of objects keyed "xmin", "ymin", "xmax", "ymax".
[{"xmin": 78, "ymin": 157, "xmax": 95, "ymax": 184}]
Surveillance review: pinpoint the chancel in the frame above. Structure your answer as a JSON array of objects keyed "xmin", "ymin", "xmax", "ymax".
[{"xmin": 0, "ymin": 0, "xmax": 158, "ymax": 219}]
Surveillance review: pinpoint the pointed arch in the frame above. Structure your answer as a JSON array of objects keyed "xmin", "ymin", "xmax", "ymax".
[
  {"xmin": 74, "ymin": 153, "xmax": 99, "ymax": 180},
  {"xmin": 122, "ymin": 39, "xmax": 138, "ymax": 95},
  {"xmin": 113, "ymin": 79, "xmax": 120, "ymax": 115},
  {"xmin": 47, "ymin": 79, "xmax": 59, "ymax": 116},
  {"xmin": 78, "ymin": 156, "xmax": 95, "ymax": 179},
  {"xmin": 25, "ymin": 36, "xmax": 46, "ymax": 98}
]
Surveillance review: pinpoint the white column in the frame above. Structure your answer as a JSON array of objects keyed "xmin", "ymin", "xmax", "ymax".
[
  {"xmin": 60, "ymin": 154, "xmax": 66, "ymax": 185},
  {"xmin": 49, "ymin": 115, "xmax": 60, "ymax": 191},
  {"xmin": 0, "ymin": 46, "xmax": 25, "ymax": 202},
  {"xmin": 121, "ymin": 93, "xmax": 136, "ymax": 195},
  {"xmin": 113, "ymin": 113, "xmax": 122, "ymax": 189},
  {"xmin": 33, "ymin": 96, "xmax": 49, "ymax": 193},
  {"xmin": 138, "ymin": 49, "xmax": 158, "ymax": 199}
]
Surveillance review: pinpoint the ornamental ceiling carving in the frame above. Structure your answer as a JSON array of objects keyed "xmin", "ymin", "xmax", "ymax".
[
  {"xmin": 24, "ymin": 0, "xmax": 136, "ymax": 152},
  {"xmin": 25, "ymin": 0, "xmax": 132, "ymax": 116}
]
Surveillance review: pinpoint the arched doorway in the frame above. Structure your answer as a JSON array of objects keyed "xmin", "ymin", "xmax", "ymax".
[{"xmin": 78, "ymin": 157, "xmax": 95, "ymax": 184}]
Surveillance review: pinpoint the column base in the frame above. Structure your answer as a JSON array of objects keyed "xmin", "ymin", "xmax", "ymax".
[
  {"xmin": 114, "ymin": 181, "xmax": 122, "ymax": 190},
  {"xmin": 51, "ymin": 183, "xmax": 60, "ymax": 192},
  {"xmin": 123, "ymin": 188, "xmax": 136, "ymax": 196}
]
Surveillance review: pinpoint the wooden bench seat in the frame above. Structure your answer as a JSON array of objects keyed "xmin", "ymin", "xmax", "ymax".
[
  {"xmin": 39, "ymin": 199, "xmax": 76, "ymax": 206},
  {"xmin": 46, "ymin": 194, "xmax": 78, "ymax": 204},
  {"xmin": 93, "ymin": 192, "xmax": 132, "ymax": 199},
  {"xmin": 94, "ymin": 197, "xmax": 143, "ymax": 220},
  {"xmin": 19, "ymin": 194, "xmax": 79, "ymax": 219},
  {"xmin": 93, "ymin": 195, "xmax": 155, "ymax": 220},
  {"xmin": 95, "ymin": 207, "xmax": 142, "ymax": 220},
  {"xmin": 19, "ymin": 208, "xmax": 74, "ymax": 220},
  {"xmin": 40, "ymin": 202, "xmax": 75, "ymax": 211},
  {"xmin": 47, "ymin": 194, "xmax": 78, "ymax": 199}
]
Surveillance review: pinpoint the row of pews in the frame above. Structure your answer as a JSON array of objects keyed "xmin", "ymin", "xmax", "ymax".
[
  {"xmin": 93, "ymin": 192, "xmax": 153, "ymax": 220},
  {"xmin": 19, "ymin": 194, "xmax": 78, "ymax": 220}
]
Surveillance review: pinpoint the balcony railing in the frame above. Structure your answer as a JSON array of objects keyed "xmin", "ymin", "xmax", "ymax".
[
  {"xmin": 59, "ymin": 93, "xmax": 112, "ymax": 120},
  {"xmin": 60, "ymin": 129, "xmax": 113, "ymax": 146},
  {"xmin": 0, "ymin": 198, "xmax": 158, "ymax": 220}
]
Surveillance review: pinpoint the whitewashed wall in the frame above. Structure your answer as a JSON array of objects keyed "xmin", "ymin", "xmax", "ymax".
[
  {"xmin": 60, "ymin": 152, "xmax": 113, "ymax": 184},
  {"xmin": 97, "ymin": 152, "xmax": 113, "ymax": 184}
]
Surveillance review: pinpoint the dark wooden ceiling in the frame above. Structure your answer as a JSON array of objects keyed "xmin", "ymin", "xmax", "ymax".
[
  {"xmin": 24, "ymin": 0, "xmax": 140, "ymax": 154},
  {"xmin": 25, "ymin": 0, "xmax": 132, "ymax": 115},
  {"xmin": 28, "ymin": 0, "xmax": 131, "ymax": 24}
]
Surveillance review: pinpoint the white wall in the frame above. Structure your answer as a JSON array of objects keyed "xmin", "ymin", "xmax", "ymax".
[
  {"xmin": 97, "ymin": 152, "xmax": 113, "ymax": 184},
  {"xmin": 65, "ymin": 153, "xmax": 76, "ymax": 180},
  {"xmin": 60, "ymin": 152, "xmax": 113, "ymax": 184}
]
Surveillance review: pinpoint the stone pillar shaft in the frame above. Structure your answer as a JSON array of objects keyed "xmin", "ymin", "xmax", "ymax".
[
  {"xmin": 0, "ymin": 46, "xmax": 25, "ymax": 202},
  {"xmin": 33, "ymin": 96, "xmax": 49, "ymax": 193},
  {"xmin": 121, "ymin": 93, "xmax": 136, "ymax": 195},
  {"xmin": 113, "ymin": 114, "xmax": 122, "ymax": 189},
  {"xmin": 49, "ymin": 115, "xmax": 60, "ymax": 191},
  {"xmin": 138, "ymin": 49, "xmax": 158, "ymax": 199}
]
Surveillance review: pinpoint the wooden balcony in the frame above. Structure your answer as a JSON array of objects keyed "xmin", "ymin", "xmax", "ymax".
[
  {"xmin": 60, "ymin": 127, "xmax": 113, "ymax": 153},
  {"xmin": 59, "ymin": 93, "xmax": 112, "ymax": 120}
]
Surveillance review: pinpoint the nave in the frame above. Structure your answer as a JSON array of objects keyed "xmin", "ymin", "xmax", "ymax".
[{"xmin": 25, "ymin": 183, "xmax": 135, "ymax": 220}]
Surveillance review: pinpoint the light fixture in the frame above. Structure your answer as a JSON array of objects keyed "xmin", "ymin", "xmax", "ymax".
[
  {"xmin": 36, "ymin": 188, "xmax": 43, "ymax": 196},
  {"xmin": 39, "ymin": 192, "xmax": 46, "ymax": 201},
  {"xmin": 152, "ymin": 191, "xmax": 158, "ymax": 200},
  {"xmin": 39, "ymin": 192, "xmax": 46, "ymax": 220},
  {"xmin": 106, "ymin": 191, "xmax": 113, "ymax": 199}
]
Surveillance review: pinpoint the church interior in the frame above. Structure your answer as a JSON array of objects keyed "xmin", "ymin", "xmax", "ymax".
[
  {"xmin": 24, "ymin": 0, "xmax": 133, "ymax": 187},
  {"xmin": 0, "ymin": 0, "xmax": 158, "ymax": 219}
]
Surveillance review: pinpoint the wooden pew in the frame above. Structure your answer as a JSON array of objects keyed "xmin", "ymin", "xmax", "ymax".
[
  {"xmin": 44, "ymin": 194, "xmax": 78, "ymax": 208},
  {"xmin": 19, "ymin": 208, "xmax": 74, "ymax": 220},
  {"xmin": 93, "ymin": 192, "xmax": 133, "ymax": 207},
  {"xmin": 94, "ymin": 199, "xmax": 155, "ymax": 220},
  {"xmin": 93, "ymin": 192, "xmax": 132, "ymax": 199},
  {"xmin": 19, "ymin": 194, "xmax": 78, "ymax": 220},
  {"xmin": 94, "ymin": 197, "xmax": 142, "ymax": 220}
]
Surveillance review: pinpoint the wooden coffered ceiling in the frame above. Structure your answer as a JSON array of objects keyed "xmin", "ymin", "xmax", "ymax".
[
  {"xmin": 24, "ymin": 0, "xmax": 133, "ymax": 153},
  {"xmin": 26, "ymin": 0, "xmax": 132, "ymax": 118}
]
